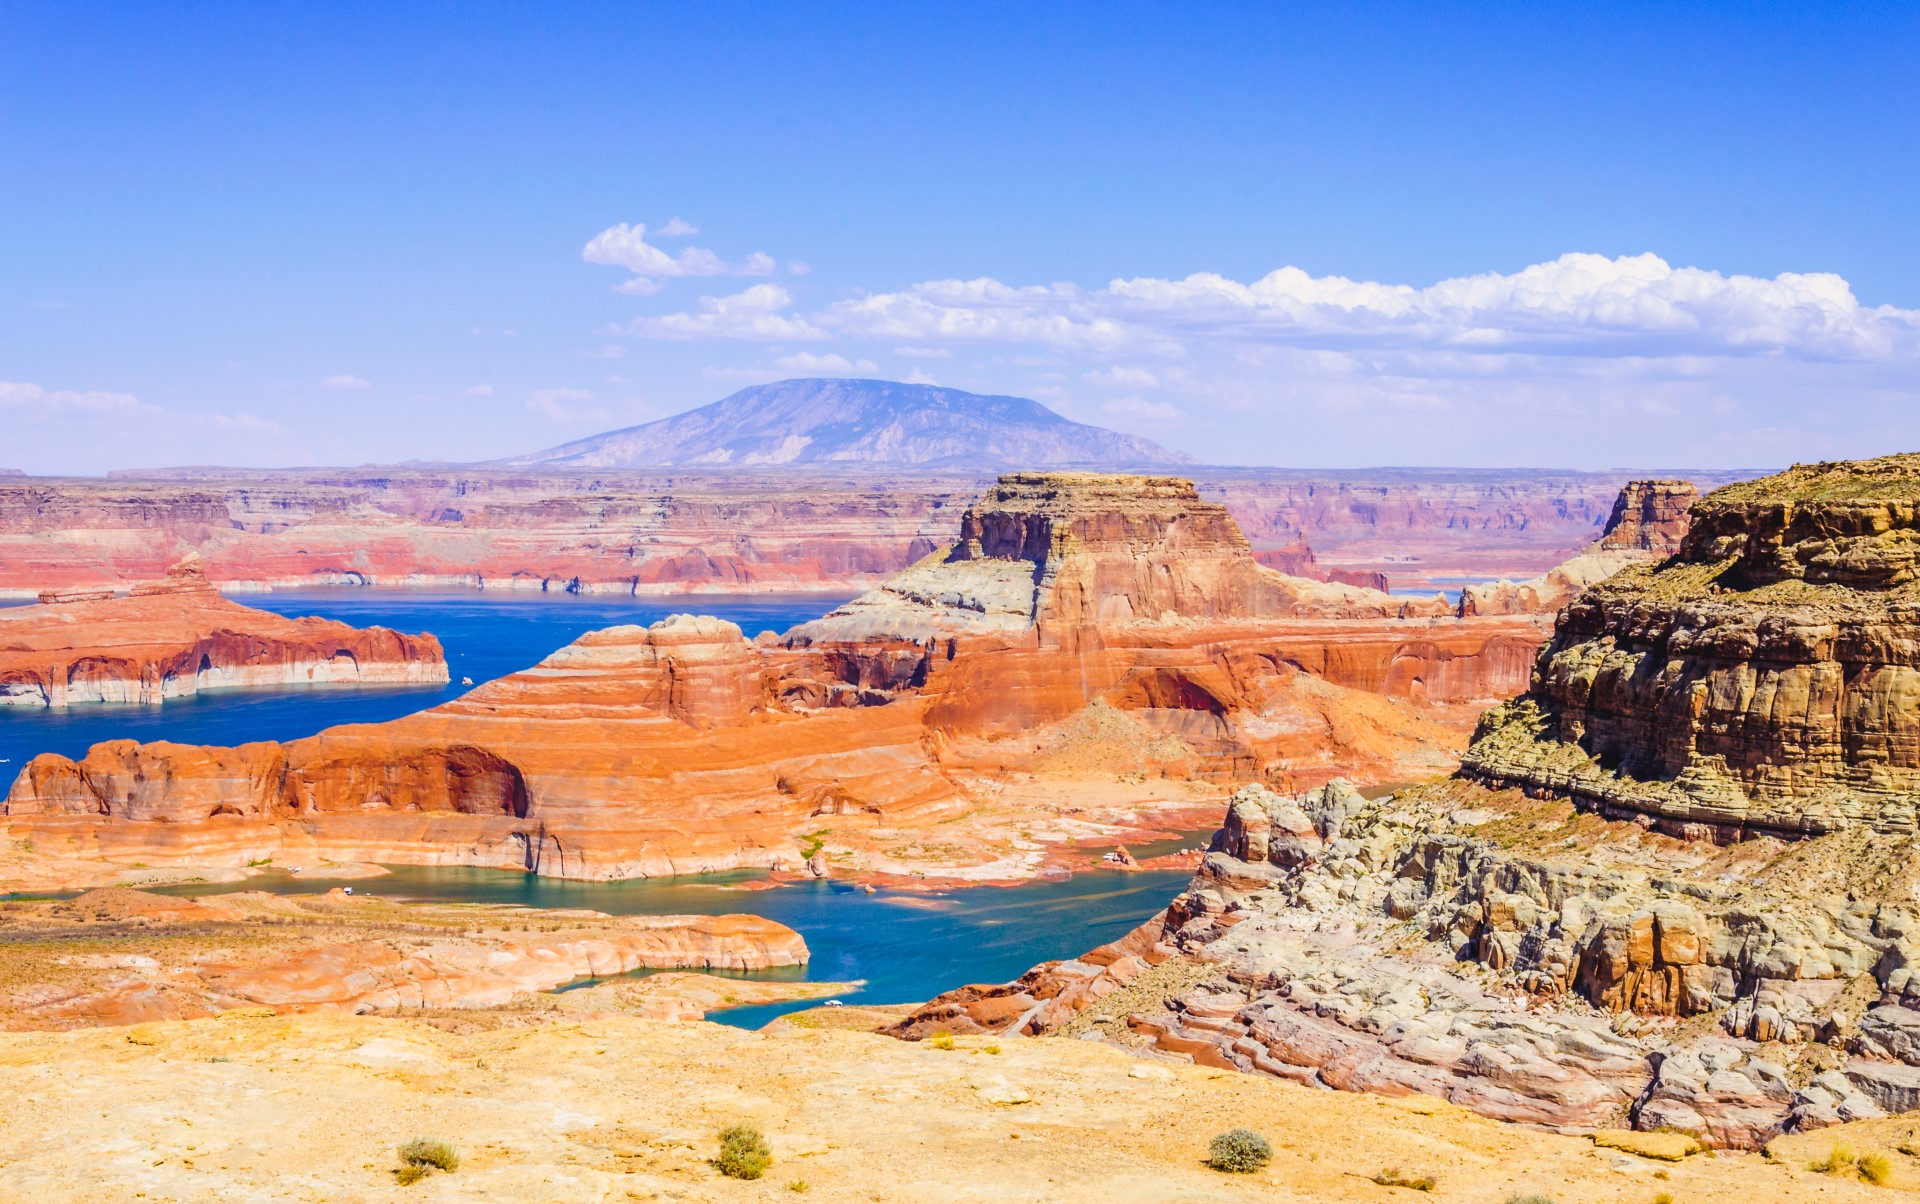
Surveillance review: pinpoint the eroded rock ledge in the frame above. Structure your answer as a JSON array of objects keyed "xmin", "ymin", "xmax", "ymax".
[
  {"xmin": 0, "ymin": 558, "xmax": 446, "ymax": 708},
  {"xmin": 1464, "ymin": 454, "xmax": 1920, "ymax": 837},
  {"xmin": 897, "ymin": 777, "xmax": 1920, "ymax": 1148}
]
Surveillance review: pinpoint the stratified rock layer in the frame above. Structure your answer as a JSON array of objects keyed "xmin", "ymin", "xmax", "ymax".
[
  {"xmin": 1465, "ymin": 454, "xmax": 1920, "ymax": 837},
  {"xmin": 5, "ymin": 473, "xmax": 1549, "ymax": 881},
  {"xmin": 0, "ymin": 559, "xmax": 446, "ymax": 708}
]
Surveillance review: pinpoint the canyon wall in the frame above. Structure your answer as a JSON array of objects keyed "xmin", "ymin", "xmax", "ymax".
[
  {"xmin": 0, "ymin": 559, "xmax": 447, "ymax": 708},
  {"xmin": 1464, "ymin": 454, "xmax": 1920, "ymax": 838},
  {"xmin": 0, "ymin": 466, "xmax": 1752, "ymax": 597},
  {"xmin": 5, "ymin": 473, "xmax": 1552, "ymax": 882},
  {"xmin": 895, "ymin": 456, "xmax": 1920, "ymax": 1150}
]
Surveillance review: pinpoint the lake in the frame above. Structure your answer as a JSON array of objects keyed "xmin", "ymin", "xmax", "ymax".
[
  {"xmin": 1, "ymin": 588, "xmax": 1203, "ymax": 1028},
  {"xmin": 157, "ymin": 862, "xmax": 1194, "ymax": 1029},
  {"xmin": 0, "ymin": 589, "xmax": 848, "ymax": 768}
]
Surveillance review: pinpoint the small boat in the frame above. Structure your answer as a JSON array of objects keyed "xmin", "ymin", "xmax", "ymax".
[{"xmin": 461, "ymin": 676, "xmax": 473, "ymax": 686}]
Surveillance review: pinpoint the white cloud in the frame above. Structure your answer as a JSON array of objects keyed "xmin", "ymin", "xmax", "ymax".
[
  {"xmin": 623, "ymin": 283, "xmax": 824, "ymax": 341},
  {"xmin": 1084, "ymin": 366, "xmax": 1160, "ymax": 388},
  {"xmin": 0, "ymin": 380, "xmax": 158, "ymax": 415},
  {"xmin": 656, "ymin": 217, "xmax": 699, "ymax": 237},
  {"xmin": 902, "ymin": 367, "xmax": 940, "ymax": 386},
  {"xmin": 773, "ymin": 352, "xmax": 880, "ymax": 374},
  {"xmin": 1101, "ymin": 396, "xmax": 1185, "ymax": 423},
  {"xmin": 321, "ymin": 374, "xmax": 372, "ymax": 390},
  {"xmin": 462, "ymin": 384, "xmax": 494, "ymax": 397},
  {"xmin": 893, "ymin": 346, "xmax": 953, "ymax": 359},
  {"xmin": 787, "ymin": 260, "xmax": 812, "ymax": 276},
  {"xmin": 582, "ymin": 222, "xmax": 779, "ymax": 292},
  {"xmin": 526, "ymin": 387, "xmax": 609, "ymax": 424},
  {"xmin": 625, "ymin": 253, "xmax": 1920, "ymax": 364}
]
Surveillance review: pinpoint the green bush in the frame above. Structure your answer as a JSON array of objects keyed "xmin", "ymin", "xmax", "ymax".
[
  {"xmin": 716, "ymin": 1124, "xmax": 773, "ymax": 1180},
  {"xmin": 1206, "ymin": 1128, "xmax": 1272, "ymax": 1173},
  {"xmin": 398, "ymin": 1138, "xmax": 460, "ymax": 1172}
]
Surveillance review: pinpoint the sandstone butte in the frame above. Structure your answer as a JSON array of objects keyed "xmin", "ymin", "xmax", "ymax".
[
  {"xmin": 895, "ymin": 453, "xmax": 1920, "ymax": 1153},
  {"xmin": 0, "ymin": 470, "xmax": 1648, "ymax": 887},
  {"xmin": 0, "ymin": 556, "xmax": 447, "ymax": 708},
  {"xmin": 0, "ymin": 464, "xmax": 1752, "ymax": 599}
]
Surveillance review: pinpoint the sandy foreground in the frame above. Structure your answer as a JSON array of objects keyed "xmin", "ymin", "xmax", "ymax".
[{"xmin": 0, "ymin": 1010, "xmax": 1893, "ymax": 1203}]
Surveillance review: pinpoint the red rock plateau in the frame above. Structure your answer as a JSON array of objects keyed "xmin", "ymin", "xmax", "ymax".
[
  {"xmin": 894, "ymin": 457, "xmax": 1920, "ymax": 1151},
  {"xmin": 0, "ymin": 886, "xmax": 807, "ymax": 1030},
  {"xmin": 5, "ymin": 472, "xmax": 1569, "ymax": 885},
  {"xmin": 0, "ymin": 465, "xmax": 1751, "ymax": 598},
  {"xmin": 0, "ymin": 558, "xmax": 447, "ymax": 708}
]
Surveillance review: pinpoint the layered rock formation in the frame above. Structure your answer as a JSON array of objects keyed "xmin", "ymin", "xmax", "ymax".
[
  {"xmin": 0, "ymin": 887, "xmax": 806, "ymax": 1029},
  {"xmin": 0, "ymin": 466, "xmax": 1752, "ymax": 597},
  {"xmin": 0, "ymin": 558, "xmax": 446, "ymax": 707},
  {"xmin": 1464, "ymin": 456, "xmax": 1920, "ymax": 837},
  {"xmin": 1454, "ymin": 478, "xmax": 1698, "ymax": 617},
  {"xmin": 5, "ymin": 473, "xmax": 1548, "ymax": 883},
  {"xmin": 900, "ymin": 456, "xmax": 1920, "ymax": 1150}
]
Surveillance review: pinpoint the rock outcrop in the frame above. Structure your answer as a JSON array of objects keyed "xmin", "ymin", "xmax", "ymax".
[
  {"xmin": 899, "ymin": 455, "xmax": 1920, "ymax": 1150},
  {"xmin": 0, "ymin": 558, "xmax": 446, "ymax": 707},
  {"xmin": 1454, "ymin": 477, "xmax": 1699, "ymax": 618},
  {"xmin": 5, "ymin": 473, "xmax": 1549, "ymax": 883},
  {"xmin": 1464, "ymin": 455, "xmax": 1920, "ymax": 837},
  {"xmin": 0, "ymin": 887, "xmax": 806, "ymax": 1029},
  {"xmin": 0, "ymin": 466, "xmax": 1753, "ymax": 598}
]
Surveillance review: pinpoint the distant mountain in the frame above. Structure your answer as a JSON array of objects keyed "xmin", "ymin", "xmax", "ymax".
[{"xmin": 494, "ymin": 378, "xmax": 1193, "ymax": 471}]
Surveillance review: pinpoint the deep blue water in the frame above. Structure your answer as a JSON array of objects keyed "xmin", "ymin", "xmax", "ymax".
[
  {"xmin": 153, "ymin": 864, "xmax": 1192, "ymax": 1028},
  {"xmin": 0, "ymin": 589, "xmax": 847, "ymax": 768},
  {"xmin": 2, "ymin": 588, "xmax": 1204, "ymax": 1027}
]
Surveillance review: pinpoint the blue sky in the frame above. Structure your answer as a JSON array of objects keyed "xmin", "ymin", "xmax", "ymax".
[{"xmin": 4, "ymin": 2, "xmax": 1918, "ymax": 473}]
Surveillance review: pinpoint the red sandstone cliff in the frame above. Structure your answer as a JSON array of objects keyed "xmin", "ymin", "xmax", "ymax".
[
  {"xmin": 4, "ymin": 474, "xmax": 1550, "ymax": 884},
  {"xmin": 0, "ymin": 559, "xmax": 447, "ymax": 708},
  {"xmin": 0, "ymin": 467, "xmax": 1751, "ymax": 598}
]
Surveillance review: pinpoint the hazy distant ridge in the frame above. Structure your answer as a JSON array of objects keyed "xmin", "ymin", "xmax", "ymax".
[{"xmin": 495, "ymin": 378, "xmax": 1193, "ymax": 470}]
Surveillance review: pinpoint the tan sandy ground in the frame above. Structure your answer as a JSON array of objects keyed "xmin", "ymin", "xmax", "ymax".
[{"xmin": 0, "ymin": 1010, "xmax": 1894, "ymax": 1203}]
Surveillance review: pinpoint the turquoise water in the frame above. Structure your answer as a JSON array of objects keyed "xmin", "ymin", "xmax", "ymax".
[
  {"xmin": 156, "ymin": 863, "xmax": 1195, "ymax": 1029},
  {"xmin": 0, "ymin": 590, "xmax": 847, "ymax": 768},
  {"xmin": 1, "ymin": 588, "xmax": 1206, "ymax": 1028}
]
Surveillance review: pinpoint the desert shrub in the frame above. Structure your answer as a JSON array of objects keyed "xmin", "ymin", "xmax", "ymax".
[
  {"xmin": 398, "ymin": 1138, "xmax": 460, "ymax": 1173},
  {"xmin": 394, "ymin": 1164, "xmax": 430, "ymax": 1186},
  {"xmin": 929, "ymin": 1033, "xmax": 956, "ymax": 1051},
  {"xmin": 1654, "ymin": 1192, "xmax": 1674, "ymax": 1204},
  {"xmin": 1811, "ymin": 1141, "xmax": 1858, "ymax": 1175},
  {"xmin": 1373, "ymin": 1168, "xmax": 1436, "ymax": 1191},
  {"xmin": 1504, "ymin": 1196, "xmax": 1555, "ymax": 1204},
  {"xmin": 716, "ymin": 1124, "xmax": 772, "ymax": 1180},
  {"xmin": 1206, "ymin": 1128, "xmax": 1272, "ymax": 1173},
  {"xmin": 786, "ymin": 1180, "xmax": 810, "ymax": 1193},
  {"xmin": 984, "ymin": 1044, "xmax": 1002, "ymax": 1055},
  {"xmin": 1861, "ymin": 1150, "xmax": 1895, "ymax": 1185}
]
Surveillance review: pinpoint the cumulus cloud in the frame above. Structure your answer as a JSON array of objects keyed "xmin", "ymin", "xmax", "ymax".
[
  {"xmin": 623, "ymin": 284, "xmax": 824, "ymax": 341},
  {"xmin": 526, "ymin": 387, "xmax": 609, "ymax": 424},
  {"xmin": 583, "ymin": 222, "xmax": 778, "ymax": 292},
  {"xmin": 604, "ymin": 252, "xmax": 1920, "ymax": 467},
  {"xmin": 624, "ymin": 253, "xmax": 1920, "ymax": 364},
  {"xmin": 321, "ymin": 374, "xmax": 372, "ymax": 390},
  {"xmin": 0, "ymin": 379, "xmax": 157, "ymax": 415},
  {"xmin": 773, "ymin": 352, "xmax": 879, "ymax": 375},
  {"xmin": 1101, "ymin": 396, "xmax": 1185, "ymax": 423},
  {"xmin": 656, "ymin": 217, "xmax": 699, "ymax": 237}
]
